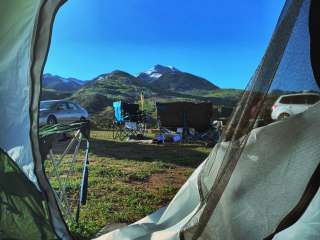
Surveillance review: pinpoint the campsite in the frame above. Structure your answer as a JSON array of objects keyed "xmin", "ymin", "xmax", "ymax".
[{"xmin": 1, "ymin": 0, "xmax": 320, "ymax": 240}]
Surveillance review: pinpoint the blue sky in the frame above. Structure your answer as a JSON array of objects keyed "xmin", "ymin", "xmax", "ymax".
[{"xmin": 45, "ymin": 0, "xmax": 285, "ymax": 89}]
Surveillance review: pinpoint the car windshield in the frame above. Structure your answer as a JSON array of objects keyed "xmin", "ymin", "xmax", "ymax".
[{"xmin": 40, "ymin": 101, "xmax": 56, "ymax": 110}]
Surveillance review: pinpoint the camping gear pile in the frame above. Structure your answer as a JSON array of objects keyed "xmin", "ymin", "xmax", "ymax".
[
  {"xmin": 1, "ymin": 0, "xmax": 320, "ymax": 239},
  {"xmin": 155, "ymin": 102, "xmax": 218, "ymax": 143}
]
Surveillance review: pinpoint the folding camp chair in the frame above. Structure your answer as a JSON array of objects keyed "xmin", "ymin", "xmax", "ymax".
[{"xmin": 112, "ymin": 101, "xmax": 146, "ymax": 141}]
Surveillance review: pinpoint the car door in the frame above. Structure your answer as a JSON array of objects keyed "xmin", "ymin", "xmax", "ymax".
[
  {"xmin": 54, "ymin": 102, "xmax": 71, "ymax": 123},
  {"xmin": 67, "ymin": 102, "xmax": 81, "ymax": 122},
  {"xmin": 306, "ymin": 94, "xmax": 320, "ymax": 109},
  {"xmin": 289, "ymin": 95, "xmax": 308, "ymax": 115}
]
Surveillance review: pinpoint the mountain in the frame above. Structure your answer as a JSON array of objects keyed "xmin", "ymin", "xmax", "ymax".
[
  {"xmin": 137, "ymin": 65, "xmax": 219, "ymax": 92},
  {"xmin": 42, "ymin": 73, "xmax": 85, "ymax": 91},
  {"xmin": 42, "ymin": 66, "xmax": 241, "ymax": 116},
  {"xmin": 70, "ymin": 70, "xmax": 153, "ymax": 113},
  {"xmin": 69, "ymin": 68, "xmax": 239, "ymax": 114},
  {"xmin": 138, "ymin": 65, "xmax": 180, "ymax": 83}
]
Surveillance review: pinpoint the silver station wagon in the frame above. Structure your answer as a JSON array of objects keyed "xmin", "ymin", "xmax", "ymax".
[{"xmin": 39, "ymin": 100, "xmax": 89, "ymax": 125}]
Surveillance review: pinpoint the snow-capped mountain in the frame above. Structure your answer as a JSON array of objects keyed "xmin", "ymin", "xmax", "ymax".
[
  {"xmin": 137, "ymin": 64, "xmax": 180, "ymax": 83},
  {"xmin": 43, "ymin": 65, "xmax": 218, "ymax": 94},
  {"xmin": 42, "ymin": 73, "xmax": 85, "ymax": 91},
  {"xmin": 137, "ymin": 64, "xmax": 219, "ymax": 92}
]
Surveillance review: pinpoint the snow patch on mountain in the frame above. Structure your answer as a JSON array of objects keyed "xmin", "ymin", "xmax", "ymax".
[
  {"xmin": 42, "ymin": 73, "xmax": 85, "ymax": 91},
  {"xmin": 138, "ymin": 64, "xmax": 180, "ymax": 82}
]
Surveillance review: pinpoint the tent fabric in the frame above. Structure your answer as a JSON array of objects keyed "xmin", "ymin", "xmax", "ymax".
[
  {"xmin": 28, "ymin": 1, "xmax": 73, "ymax": 238},
  {"xmin": 0, "ymin": 0, "xmax": 43, "ymax": 188},
  {"xmin": 185, "ymin": 103, "xmax": 320, "ymax": 240},
  {"xmin": 191, "ymin": 0, "xmax": 316, "ymax": 238},
  {"xmin": 98, "ymin": 0, "xmax": 320, "ymax": 239},
  {"xmin": 309, "ymin": 0, "xmax": 320, "ymax": 87},
  {"xmin": 268, "ymin": 162, "xmax": 320, "ymax": 239},
  {"xmin": 0, "ymin": 148, "xmax": 57, "ymax": 239},
  {"xmin": 272, "ymin": 187, "xmax": 320, "ymax": 240},
  {"xmin": 0, "ymin": 0, "xmax": 71, "ymax": 239}
]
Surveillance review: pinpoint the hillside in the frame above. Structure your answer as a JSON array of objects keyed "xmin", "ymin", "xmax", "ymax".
[
  {"xmin": 41, "ymin": 89, "xmax": 73, "ymax": 100},
  {"xmin": 42, "ymin": 66, "xmax": 242, "ymax": 120},
  {"xmin": 70, "ymin": 70, "xmax": 156, "ymax": 113},
  {"xmin": 42, "ymin": 73, "xmax": 85, "ymax": 91}
]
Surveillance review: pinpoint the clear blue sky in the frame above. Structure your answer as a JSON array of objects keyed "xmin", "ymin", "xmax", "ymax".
[{"xmin": 45, "ymin": 0, "xmax": 285, "ymax": 89}]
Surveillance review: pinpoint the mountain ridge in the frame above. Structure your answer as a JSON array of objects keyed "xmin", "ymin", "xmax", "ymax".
[
  {"xmin": 42, "ymin": 73, "xmax": 85, "ymax": 91},
  {"xmin": 42, "ymin": 65, "xmax": 241, "ymax": 114},
  {"xmin": 43, "ymin": 64, "xmax": 219, "ymax": 92}
]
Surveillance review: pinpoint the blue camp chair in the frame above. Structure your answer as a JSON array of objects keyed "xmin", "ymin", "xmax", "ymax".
[
  {"xmin": 112, "ymin": 101, "xmax": 146, "ymax": 140},
  {"xmin": 113, "ymin": 101, "xmax": 123, "ymax": 123}
]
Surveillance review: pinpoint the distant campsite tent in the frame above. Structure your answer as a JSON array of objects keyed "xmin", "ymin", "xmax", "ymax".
[
  {"xmin": 156, "ymin": 102, "xmax": 213, "ymax": 132},
  {"xmin": 1, "ymin": 0, "xmax": 320, "ymax": 239}
]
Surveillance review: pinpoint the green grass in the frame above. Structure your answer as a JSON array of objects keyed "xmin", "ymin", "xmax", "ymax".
[{"xmin": 45, "ymin": 130, "xmax": 210, "ymax": 239}]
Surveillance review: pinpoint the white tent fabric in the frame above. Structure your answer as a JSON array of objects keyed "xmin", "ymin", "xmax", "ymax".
[
  {"xmin": 273, "ymin": 188, "xmax": 320, "ymax": 240},
  {"xmin": 271, "ymin": 0, "xmax": 317, "ymax": 92},
  {"xmin": 0, "ymin": 0, "xmax": 42, "ymax": 186}
]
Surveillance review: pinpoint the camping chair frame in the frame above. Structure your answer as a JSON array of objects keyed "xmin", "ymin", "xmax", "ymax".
[
  {"xmin": 112, "ymin": 116, "xmax": 146, "ymax": 141},
  {"xmin": 40, "ymin": 122, "xmax": 90, "ymax": 224},
  {"xmin": 112, "ymin": 103, "xmax": 147, "ymax": 141}
]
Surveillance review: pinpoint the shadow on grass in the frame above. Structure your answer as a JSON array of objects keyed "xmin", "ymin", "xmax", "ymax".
[{"xmin": 89, "ymin": 138, "xmax": 209, "ymax": 168}]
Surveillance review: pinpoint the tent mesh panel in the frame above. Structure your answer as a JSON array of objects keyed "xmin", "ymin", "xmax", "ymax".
[{"xmin": 185, "ymin": 0, "xmax": 320, "ymax": 239}]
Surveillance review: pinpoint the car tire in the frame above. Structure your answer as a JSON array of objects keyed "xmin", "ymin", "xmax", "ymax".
[
  {"xmin": 277, "ymin": 113, "xmax": 290, "ymax": 121},
  {"xmin": 47, "ymin": 115, "xmax": 57, "ymax": 125}
]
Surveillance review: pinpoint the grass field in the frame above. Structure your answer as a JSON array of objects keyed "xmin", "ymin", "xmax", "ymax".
[{"xmin": 45, "ymin": 130, "xmax": 211, "ymax": 239}]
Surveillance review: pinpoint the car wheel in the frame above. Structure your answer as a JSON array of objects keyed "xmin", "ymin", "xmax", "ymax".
[
  {"xmin": 47, "ymin": 115, "xmax": 57, "ymax": 125},
  {"xmin": 277, "ymin": 113, "xmax": 290, "ymax": 121}
]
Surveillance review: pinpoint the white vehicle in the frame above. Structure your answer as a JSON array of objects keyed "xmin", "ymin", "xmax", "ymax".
[
  {"xmin": 271, "ymin": 92, "xmax": 320, "ymax": 121},
  {"xmin": 39, "ymin": 100, "xmax": 89, "ymax": 125}
]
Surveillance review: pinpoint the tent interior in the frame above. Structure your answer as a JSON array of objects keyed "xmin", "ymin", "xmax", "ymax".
[{"xmin": 1, "ymin": 0, "xmax": 320, "ymax": 239}]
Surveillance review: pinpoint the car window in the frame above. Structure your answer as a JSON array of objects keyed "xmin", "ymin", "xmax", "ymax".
[
  {"xmin": 40, "ymin": 101, "xmax": 55, "ymax": 109},
  {"xmin": 56, "ymin": 102, "xmax": 68, "ymax": 110},
  {"xmin": 289, "ymin": 95, "xmax": 306, "ymax": 104},
  {"xmin": 280, "ymin": 97, "xmax": 290, "ymax": 104},
  {"xmin": 305, "ymin": 95, "xmax": 320, "ymax": 104},
  {"xmin": 67, "ymin": 102, "xmax": 78, "ymax": 110}
]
